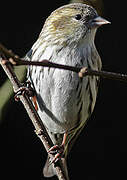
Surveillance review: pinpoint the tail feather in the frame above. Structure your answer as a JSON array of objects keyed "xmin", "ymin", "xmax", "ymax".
[
  {"xmin": 43, "ymin": 156, "xmax": 69, "ymax": 179},
  {"xmin": 43, "ymin": 156, "xmax": 56, "ymax": 177}
]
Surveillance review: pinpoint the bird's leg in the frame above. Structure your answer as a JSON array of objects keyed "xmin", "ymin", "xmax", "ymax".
[
  {"xmin": 14, "ymin": 81, "xmax": 38, "ymax": 111},
  {"xmin": 48, "ymin": 133, "xmax": 67, "ymax": 163},
  {"xmin": 32, "ymin": 95, "xmax": 38, "ymax": 111}
]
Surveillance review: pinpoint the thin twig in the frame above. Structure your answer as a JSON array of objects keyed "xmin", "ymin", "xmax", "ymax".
[
  {"xmin": 0, "ymin": 57, "xmax": 68, "ymax": 180},
  {"xmin": 1, "ymin": 43, "xmax": 127, "ymax": 83},
  {"xmin": 1, "ymin": 42, "xmax": 127, "ymax": 179}
]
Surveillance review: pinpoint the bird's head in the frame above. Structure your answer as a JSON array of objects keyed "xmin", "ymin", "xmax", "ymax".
[{"xmin": 40, "ymin": 3, "xmax": 110, "ymax": 47}]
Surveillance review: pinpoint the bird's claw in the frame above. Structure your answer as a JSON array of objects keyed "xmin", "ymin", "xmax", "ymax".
[
  {"xmin": 14, "ymin": 81, "xmax": 35, "ymax": 101},
  {"xmin": 48, "ymin": 145, "xmax": 64, "ymax": 164}
]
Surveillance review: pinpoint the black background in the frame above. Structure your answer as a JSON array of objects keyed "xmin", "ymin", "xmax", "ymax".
[{"xmin": 0, "ymin": 1, "xmax": 127, "ymax": 180}]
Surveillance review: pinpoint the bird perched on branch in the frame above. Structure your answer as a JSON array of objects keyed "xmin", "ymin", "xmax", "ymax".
[{"xmin": 26, "ymin": 3, "xmax": 110, "ymax": 179}]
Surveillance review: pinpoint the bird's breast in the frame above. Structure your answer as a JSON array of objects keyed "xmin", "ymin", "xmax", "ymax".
[{"xmin": 30, "ymin": 44, "xmax": 101, "ymax": 133}]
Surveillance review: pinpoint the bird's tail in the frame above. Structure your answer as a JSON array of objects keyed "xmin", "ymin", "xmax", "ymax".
[{"xmin": 43, "ymin": 155, "xmax": 69, "ymax": 179}]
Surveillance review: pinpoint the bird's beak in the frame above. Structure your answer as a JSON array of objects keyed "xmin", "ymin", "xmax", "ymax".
[{"xmin": 91, "ymin": 16, "xmax": 111, "ymax": 27}]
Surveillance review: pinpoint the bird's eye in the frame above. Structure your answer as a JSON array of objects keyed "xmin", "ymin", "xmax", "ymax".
[{"xmin": 75, "ymin": 14, "xmax": 82, "ymax": 20}]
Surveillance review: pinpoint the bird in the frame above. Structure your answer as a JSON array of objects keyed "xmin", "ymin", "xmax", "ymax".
[{"xmin": 26, "ymin": 3, "xmax": 110, "ymax": 179}]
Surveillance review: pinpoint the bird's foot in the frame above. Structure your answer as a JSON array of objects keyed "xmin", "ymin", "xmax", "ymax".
[
  {"xmin": 48, "ymin": 144, "xmax": 64, "ymax": 164},
  {"xmin": 14, "ymin": 81, "xmax": 38, "ymax": 110},
  {"xmin": 14, "ymin": 81, "xmax": 35, "ymax": 101}
]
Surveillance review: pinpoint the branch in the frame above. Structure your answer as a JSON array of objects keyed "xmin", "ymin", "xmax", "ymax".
[
  {"xmin": 0, "ymin": 60, "xmax": 68, "ymax": 180},
  {"xmin": 0, "ymin": 41, "xmax": 126, "ymax": 179},
  {"xmin": 1, "ymin": 43, "xmax": 127, "ymax": 83}
]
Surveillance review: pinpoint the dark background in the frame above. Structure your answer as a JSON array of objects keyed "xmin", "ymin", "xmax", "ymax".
[{"xmin": 0, "ymin": 1, "xmax": 127, "ymax": 180}]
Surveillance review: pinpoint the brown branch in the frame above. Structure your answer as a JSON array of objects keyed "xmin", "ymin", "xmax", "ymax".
[
  {"xmin": 1, "ymin": 43, "xmax": 127, "ymax": 83},
  {"xmin": 0, "ymin": 41, "xmax": 127, "ymax": 179},
  {"xmin": 0, "ymin": 59, "xmax": 68, "ymax": 180}
]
